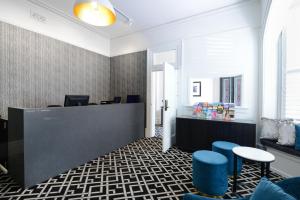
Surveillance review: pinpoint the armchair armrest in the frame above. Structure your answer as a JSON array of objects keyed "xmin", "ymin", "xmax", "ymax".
[{"xmin": 276, "ymin": 177, "xmax": 300, "ymax": 199}]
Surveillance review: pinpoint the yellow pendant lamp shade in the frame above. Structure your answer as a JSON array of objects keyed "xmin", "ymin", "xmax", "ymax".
[{"xmin": 74, "ymin": 0, "xmax": 116, "ymax": 26}]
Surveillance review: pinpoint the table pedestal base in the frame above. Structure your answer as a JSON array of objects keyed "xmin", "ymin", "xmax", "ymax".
[{"xmin": 232, "ymin": 158, "xmax": 272, "ymax": 194}]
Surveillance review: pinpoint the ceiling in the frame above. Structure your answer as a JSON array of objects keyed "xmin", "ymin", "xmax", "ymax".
[{"xmin": 29, "ymin": 0, "xmax": 248, "ymax": 39}]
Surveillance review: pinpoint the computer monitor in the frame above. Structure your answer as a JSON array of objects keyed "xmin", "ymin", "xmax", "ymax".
[
  {"xmin": 113, "ymin": 97, "xmax": 122, "ymax": 103},
  {"xmin": 64, "ymin": 95, "xmax": 89, "ymax": 107},
  {"xmin": 126, "ymin": 95, "xmax": 140, "ymax": 103}
]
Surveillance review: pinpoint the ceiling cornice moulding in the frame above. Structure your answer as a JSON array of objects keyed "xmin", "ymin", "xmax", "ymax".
[
  {"xmin": 111, "ymin": 0, "xmax": 256, "ymax": 40},
  {"xmin": 26, "ymin": 0, "xmax": 110, "ymax": 38}
]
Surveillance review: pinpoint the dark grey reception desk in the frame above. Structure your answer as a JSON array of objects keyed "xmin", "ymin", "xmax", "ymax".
[{"xmin": 8, "ymin": 103, "xmax": 145, "ymax": 188}]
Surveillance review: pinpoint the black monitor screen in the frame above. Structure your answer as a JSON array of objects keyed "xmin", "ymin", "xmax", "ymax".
[
  {"xmin": 64, "ymin": 95, "xmax": 89, "ymax": 107},
  {"xmin": 126, "ymin": 95, "xmax": 140, "ymax": 103}
]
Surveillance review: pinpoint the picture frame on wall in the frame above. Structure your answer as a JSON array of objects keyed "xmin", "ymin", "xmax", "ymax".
[{"xmin": 192, "ymin": 81, "xmax": 201, "ymax": 97}]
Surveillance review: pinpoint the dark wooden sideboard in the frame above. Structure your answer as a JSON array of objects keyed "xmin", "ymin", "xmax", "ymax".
[{"xmin": 176, "ymin": 116, "xmax": 256, "ymax": 152}]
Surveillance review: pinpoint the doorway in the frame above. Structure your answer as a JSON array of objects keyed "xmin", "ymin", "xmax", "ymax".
[
  {"xmin": 146, "ymin": 42, "xmax": 181, "ymax": 152},
  {"xmin": 151, "ymin": 70, "xmax": 164, "ymax": 138},
  {"xmin": 149, "ymin": 63, "xmax": 177, "ymax": 152}
]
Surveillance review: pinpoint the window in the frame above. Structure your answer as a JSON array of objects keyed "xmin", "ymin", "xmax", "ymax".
[
  {"xmin": 220, "ymin": 76, "xmax": 242, "ymax": 106},
  {"xmin": 220, "ymin": 77, "xmax": 233, "ymax": 103},
  {"xmin": 234, "ymin": 75, "xmax": 242, "ymax": 106},
  {"xmin": 283, "ymin": 71, "xmax": 300, "ymax": 119},
  {"xmin": 281, "ymin": 4, "xmax": 300, "ymax": 120}
]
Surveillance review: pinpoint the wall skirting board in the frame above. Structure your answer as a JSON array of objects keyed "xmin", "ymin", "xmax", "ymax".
[
  {"xmin": 0, "ymin": 20, "xmax": 147, "ymax": 119},
  {"xmin": 267, "ymin": 147, "xmax": 300, "ymax": 177}
]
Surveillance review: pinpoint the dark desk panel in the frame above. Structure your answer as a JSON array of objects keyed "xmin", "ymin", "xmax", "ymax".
[
  {"xmin": 176, "ymin": 116, "xmax": 256, "ymax": 152},
  {"xmin": 8, "ymin": 103, "xmax": 144, "ymax": 188},
  {"xmin": 0, "ymin": 119, "xmax": 8, "ymax": 167}
]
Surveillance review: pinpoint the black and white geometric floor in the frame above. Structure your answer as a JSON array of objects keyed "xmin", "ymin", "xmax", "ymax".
[
  {"xmin": 0, "ymin": 138, "xmax": 284, "ymax": 200},
  {"xmin": 155, "ymin": 126, "xmax": 163, "ymax": 138}
]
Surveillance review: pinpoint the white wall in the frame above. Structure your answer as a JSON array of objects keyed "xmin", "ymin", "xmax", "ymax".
[
  {"xmin": 261, "ymin": 0, "xmax": 272, "ymax": 30},
  {"xmin": 182, "ymin": 27, "xmax": 259, "ymax": 120},
  {"xmin": 0, "ymin": 0, "xmax": 110, "ymax": 56},
  {"xmin": 262, "ymin": 0, "xmax": 294, "ymax": 118},
  {"xmin": 111, "ymin": 0, "xmax": 261, "ymax": 57},
  {"xmin": 189, "ymin": 78, "xmax": 219, "ymax": 105},
  {"xmin": 286, "ymin": 5, "xmax": 300, "ymax": 69},
  {"xmin": 257, "ymin": 0, "xmax": 271, "ymax": 135},
  {"xmin": 111, "ymin": 0, "xmax": 261, "ymax": 121},
  {"xmin": 261, "ymin": 0, "xmax": 300, "ymax": 178}
]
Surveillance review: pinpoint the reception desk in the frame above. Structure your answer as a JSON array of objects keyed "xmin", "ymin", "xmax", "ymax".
[
  {"xmin": 176, "ymin": 115, "xmax": 256, "ymax": 152},
  {"xmin": 0, "ymin": 119, "xmax": 8, "ymax": 167},
  {"xmin": 8, "ymin": 103, "xmax": 145, "ymax": 188}
]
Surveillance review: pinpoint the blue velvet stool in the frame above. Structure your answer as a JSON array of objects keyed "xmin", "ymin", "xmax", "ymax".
[
  {"xmin": 212, "ymin": 141, "xmax": 243, "ymax": 176},
  {"xmin": 192, "ymin": 150, "xmax": 228, "ymax": 196}
]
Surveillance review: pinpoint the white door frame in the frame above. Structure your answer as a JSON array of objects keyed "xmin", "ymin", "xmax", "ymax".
[{"xmin": 146, "ymin": 41, "xmax": 182, "ymax": 138}]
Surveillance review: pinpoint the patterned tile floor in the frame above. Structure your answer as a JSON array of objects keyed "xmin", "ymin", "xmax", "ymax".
[
  {"xmin": 155, "ymin": 126, "xmax": 163, "ymax": 138},
  {"xmin": 0, "ymin": 138, "xmax": 283, "ymax": 200}
]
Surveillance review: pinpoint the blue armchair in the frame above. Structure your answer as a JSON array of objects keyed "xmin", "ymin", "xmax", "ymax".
[
  {"xmin": 276, "ymin": 177, "xmax": 300, "ymax": 199},
  {"xmin": 182, "ymin": 194, "xmax": 246, "ymax": 200},
  {"xmin": 182, "ymin": 177, "xmax": 300, "ymax": 200}
]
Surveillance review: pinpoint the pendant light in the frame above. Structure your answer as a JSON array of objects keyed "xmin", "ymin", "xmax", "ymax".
[{"xmin": 73, "ymin": 0, "xmax": 116, "ymax": 26}]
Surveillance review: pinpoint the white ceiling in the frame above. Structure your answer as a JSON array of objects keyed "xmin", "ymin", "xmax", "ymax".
[{"xmin": 30, "ymin": 0, "xmax": 248, "ymax": 39}]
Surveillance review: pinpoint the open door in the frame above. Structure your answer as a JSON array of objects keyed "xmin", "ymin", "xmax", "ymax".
[{"xmin": 162, "ymin": 63, "xmax": 177, "ymax": 152}]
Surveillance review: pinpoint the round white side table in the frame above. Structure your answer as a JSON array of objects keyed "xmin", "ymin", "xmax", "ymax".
[{"xmin": 232, "ymin": 146, "xmax": 275, "ymax": 193}]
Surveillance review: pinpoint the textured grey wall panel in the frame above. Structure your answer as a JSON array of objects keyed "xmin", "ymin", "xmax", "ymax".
[
  {"xmin": 110, "ymin": 51, "xmax": 147, "ymax": 103},
  {"xmin": 0, "ymin": 21, "xmax": 110, "ymax": 119}
]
